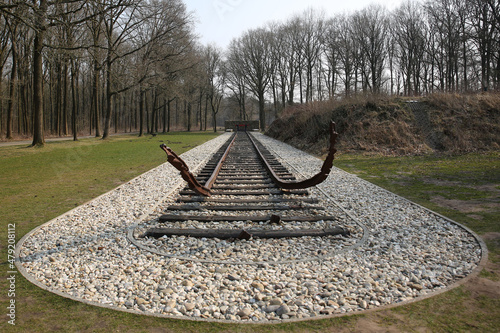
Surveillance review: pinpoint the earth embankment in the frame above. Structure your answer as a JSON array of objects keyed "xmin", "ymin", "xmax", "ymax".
[{"xmin": 266, "ymin": 93, "xmax": 500, "ymax": 156}]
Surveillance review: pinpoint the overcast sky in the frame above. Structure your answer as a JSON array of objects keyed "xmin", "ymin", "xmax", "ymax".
[{"xmin": 183, "ymin": 0, "xmax": 413, "ymax": 48}]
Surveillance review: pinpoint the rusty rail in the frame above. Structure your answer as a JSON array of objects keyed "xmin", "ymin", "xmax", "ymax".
[
  {"xmin": 204, "ymin": 133, "xmax": 237, "ymax": 190},
  {"xmin": 160, "ymin": 121, "xmax": 337, "ymax": 196},
  {"xmin": 248, "ymin": 121, "xmax": 338, "ymax": 190},
  {"xmin": 160, "ymin": 144, "xmax": 211, "ymax": 196}
]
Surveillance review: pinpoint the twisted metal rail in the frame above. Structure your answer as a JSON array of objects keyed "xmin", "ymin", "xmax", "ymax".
[
  {"xmin": 160, "ymin": 144, "xmax": 212, "ymax": 196},
  {"xmin": 248, "ymin": 121, "xmax": 338, "ymax": 190},
  {"xmin": 160, "ymin": 121, "xmax": 338, "ymax": 195}
]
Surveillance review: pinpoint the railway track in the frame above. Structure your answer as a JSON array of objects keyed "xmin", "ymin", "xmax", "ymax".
[
  {"xmin": 133, "ymin": 129, "xmax": 359, "ymax": 264},
  {"xmin": 17, "ymin": 128, "xmax": 484, "ymax": 323},
  {"xmin": 145, "ymin": 130, "xmax": 347, "ymax": 240}
]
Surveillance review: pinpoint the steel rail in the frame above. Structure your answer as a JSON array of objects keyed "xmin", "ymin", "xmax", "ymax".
[
  {"xmin": 160, "ymin": 144, "xmax": 212, "ymax": 196},
  {"xmin": 247, "ymin": 121, "xmax": 338, "ymax": 190},
  {"xmin": 203, "ymin": 133, "xmax": 237, "ymax": 190}
]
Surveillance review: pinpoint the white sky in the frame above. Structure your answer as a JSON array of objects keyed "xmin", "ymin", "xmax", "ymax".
[{"xmin": 183, "ymin": 0, "xmax": 411, "ymax": 48}]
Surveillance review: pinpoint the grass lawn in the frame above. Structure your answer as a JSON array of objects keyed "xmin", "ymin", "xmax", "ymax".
[
  {"xmin": 334, "ymin": 151, "xmax": 500, "ymax": 332},
  {"xmin": 1, "ymin": 134, "xmax": 499, "ymax": 332}
]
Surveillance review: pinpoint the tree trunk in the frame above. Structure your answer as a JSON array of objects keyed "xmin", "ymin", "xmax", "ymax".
[
  {"xmin": 71, "ymin": 59, "xmax": 78, "ymax": 141},
  {"xmin": 139, "ymin": 87, "xmax": 144, "ymax": 136},
  {"xmin": 212, "ymin": 109, "xmax": 217, "ymax": 132},
  {"xmin": 32, "ymin": 1, "xmax": 47, "ymax": 146},
  {"xmin": 6, "ymin": 37, "xmax": 16, "ymax": 139},
  {"xmin": 198, "ymin": 91, "xmax": 203, "ymax": 131},
  {"xmin": 204, "ymin": 95, "xmax": 208, "ymax": 130},
  {"xmin": 258, "ymin": 90, "xmax": 265, "ymax": 131},
  {"xmin": 151, "ymin": 90, "xmax": 157, "ymax": 134},
  {"xmin": 114, "ymin": 94, "xmax": 118, "ymax": 133},
  {"xmin": 102, "ymin": 49, "xmax": 112, "ymax": 139},
  {"xmin": 145, "ymin": 91, "xmax": 150, "ymax": 134},
  {"xmin": 92, "ymin": 60, "xmax": 101, "ymax": 137},
  {"xmin": 167, "ymin": 98, "xmax": 171, "ymax": 132},
  {"xmin": 162, "ymin": 97, "xmax": 167, "ymax": 133},
  {"xmin": 187, "ymin": 101, "xmax": 191, "ymax": 132},
  {"xmin": 62, "ymin": 61, "xmax": 68, "ymax": 135},
  {"xmin": 56, "ymin": 61, "xmax": 62, "ymax": 136}
]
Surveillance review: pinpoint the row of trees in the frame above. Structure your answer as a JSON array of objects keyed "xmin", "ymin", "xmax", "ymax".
[
  {"xmin": 222, "ymin": 0, "xmax": 500, "ymax": 129},
  {"xmin": 0, "ymin": 0, "xmax": 499, "ymax": 143},
  {"xmin": 0, "ymin": 0, "xmax": 219, "ymax": 145}
]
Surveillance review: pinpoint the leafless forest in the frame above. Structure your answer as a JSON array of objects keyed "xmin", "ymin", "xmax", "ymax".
[{"xmin": 0, "ymin": 0, "xmax": 498, "ymax": 144}]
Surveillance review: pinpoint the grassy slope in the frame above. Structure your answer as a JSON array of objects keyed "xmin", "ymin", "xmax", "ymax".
[
  {"xmin": 1, "ymin": 131, "xmax": 499, "ymax": 332},
  {"xmin": 266, "ymin": 93, "xmax": 500, "ymax": 156}
]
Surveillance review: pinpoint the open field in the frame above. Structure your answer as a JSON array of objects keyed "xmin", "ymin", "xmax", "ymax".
[{"xmin": 1, "ymin": 133, "xmax": 499, "ymax": 332}]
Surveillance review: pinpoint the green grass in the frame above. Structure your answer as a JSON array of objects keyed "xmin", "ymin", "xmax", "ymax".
[
  {"xmin": 0, "ymin": 132, "xmax": 219, "ymax": 239},
  {"xmin": 0, "ymin": 132, "xmax": 221, "ymax": 332},
  {"xmin": 391, "ymin": 287, "xmax": 500, "ymax": 332},
  {"xmin": 1, "ymin": 137, "xmax": 499, "ymax": 332},
  {"xmin": 334, "ymin": 151, "xmax": 500, "ymax": 332},
  {"xmin": 335, "ymin": 151, "xmax": 500, "ymax": 234},
  {"xmin": 479, "ymin": 269, "xmax": 499, "ymax": 281}
]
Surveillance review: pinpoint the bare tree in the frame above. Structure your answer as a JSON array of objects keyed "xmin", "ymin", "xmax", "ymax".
[
  {"xmin": 85, "ymin": 0, "xmax": 106, "ymax": 137},
  {"xmin": 101, "ymin": 0, "xmax": 140, "ymax": 139},
  {"xmin": 335, "ymin": 14, "xmax": 358, "ymax": 96},
  {"xmin": 468, "ymin": 0, "xmax": 497, "ymax": 91},
  {"xmin": 351, "ymin": 5, "xmax": 389, "ymax": 94},
  {"xmin": 285, "ymin": 16, "xmax": 306, "ymax": 104},
  {"xmin": 0, "ymin": 11, "xmax": 8, "ymax": 135},
  {"xmin": 1, "ymin": 0, "xmax": 499, "ymax": 140},
  {"xmin": 225, "ymin": 40, "xmax": 247, "ymax": 120},
  {"xmin": 31, "ymin": 0, "xmax": 48, "ymax": 146},
  {"xmin": 5, "ymin": 4, "xmax": 20, "ymax": 139},
  {"xmin": 300, "ymin": 9, "xmax": 324, "ymax": 102},
  {"xmin": 425, "ymin": 0, "xmax": 462, "ymax": 92},
  {"xmin": 323, "ymin": 17, "xmax": 341, "ymax": 98},
  {"xmin": 203, "ymin": 44, "xmax": 225, "ymax": 132},
  {"xmin": 393, "ymin": 1, "xmax": 427, "ymax": 95},
  {"xmin": 229, "ymin": 28, "xmax": 272, "ymax": 130},
  {"xmin": 120, "ymin": 0, "xmax": 195, "ymax": 137},
  {"xmin": 1, "ymin": 0, "xmax": 118, "ymax": 145}
]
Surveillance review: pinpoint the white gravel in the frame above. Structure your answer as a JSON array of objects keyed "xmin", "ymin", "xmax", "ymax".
[{"xmin": 16, "ymin": 132, "xmax": 486, "ymax": 323}]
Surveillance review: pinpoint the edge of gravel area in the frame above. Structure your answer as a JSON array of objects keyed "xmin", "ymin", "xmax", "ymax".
[
  {"xmin": 15, "ymin": 133, "xmax": 488, "ymax": 324},
  {"xmin": 261, "ymin": 134, "xmax": 488, "ymax": 269},
  {"xmin": 257, "ymin": 133, "xmax": 489, "ymax": 320}
]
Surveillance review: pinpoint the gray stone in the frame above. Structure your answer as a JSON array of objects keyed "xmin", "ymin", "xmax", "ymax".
[
  {"xmin": 276, "ymin": 304, "xmax": 291, "ymax": 316},
  {"xmin": 264, "ymin": 305, "xmax": 281, "ymax": 313},
  {"xmin": 270, "ymin": 298, "xmax": 283, "ymax": 306},
  {"xmin": 237, "ymin": 308, "xmax": 252, "ymax": 318}
]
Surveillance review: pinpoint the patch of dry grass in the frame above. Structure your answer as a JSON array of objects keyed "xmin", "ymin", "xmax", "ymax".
[
  {"xmin": 268, "ymin": 92, "xmax": 500, "ymax": 156},
  {"xmin": 426, "ymin": 92, "xmax": 500, "ymax": 152}
]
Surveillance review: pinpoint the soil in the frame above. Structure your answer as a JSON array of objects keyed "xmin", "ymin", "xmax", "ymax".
[
  {"xmin": 425, "ymin": 177, "xmax": 500, "ymax": 214},
  {"xmin": 431, "ymin": 195, "xmax": 500, "ymax": 214}
]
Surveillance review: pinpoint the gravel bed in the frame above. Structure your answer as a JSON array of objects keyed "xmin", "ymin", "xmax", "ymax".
[{"xmin": 16, "ymin": 132, "xmax": 485, "ymax": 323}]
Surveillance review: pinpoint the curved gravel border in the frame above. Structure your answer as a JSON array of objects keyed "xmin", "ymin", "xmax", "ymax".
[{"xmin": 16, "ymin": 132, "xmax": 487, "ymax": 323}]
